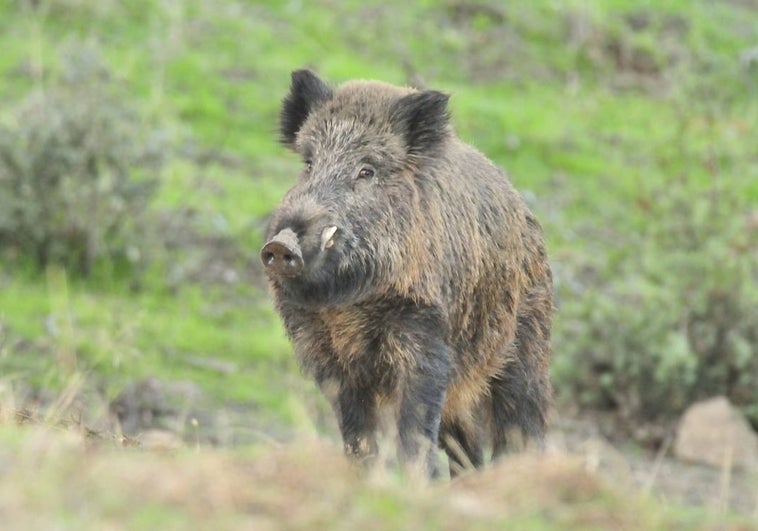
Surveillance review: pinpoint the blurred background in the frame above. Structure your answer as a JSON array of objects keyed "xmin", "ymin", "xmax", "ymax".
[{"xmin": 0, "ymin": 0, "xmax": 756, "ymax": 524}]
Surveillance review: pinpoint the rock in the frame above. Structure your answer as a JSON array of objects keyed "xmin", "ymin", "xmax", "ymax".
[
  {"xmin": 674, "ymin": 396, "xmax": 758, "ymax": 470},
  {"xmin": 138, "ymin": 429, "xmax": 184, "ymax": 451},
  {"xmin": 109, "ymin": 377, "xmax": 208, "ymax": 437}
]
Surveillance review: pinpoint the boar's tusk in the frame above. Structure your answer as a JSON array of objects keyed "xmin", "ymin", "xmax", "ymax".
[{"xmin": 321, "ymin": 225, "xmax": 338, "ymax": 251}]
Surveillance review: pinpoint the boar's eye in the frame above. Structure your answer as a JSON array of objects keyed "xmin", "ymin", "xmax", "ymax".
[
  {"xmin": 357, "ymin": 166, "xmax": 375, "ymax": 180},
  {"xmin": 304, "ymin": 159, "xmax": 313, "ymax": 172}
]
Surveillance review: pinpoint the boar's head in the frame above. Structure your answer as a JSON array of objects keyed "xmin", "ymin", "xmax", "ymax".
[{"xmin": 261, "ymin": 69, "xmax": 451, "ymax": 306}]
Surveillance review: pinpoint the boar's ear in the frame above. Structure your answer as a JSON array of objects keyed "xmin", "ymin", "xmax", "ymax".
[
  {"xmin": 280, "ymin": 69, "xmax": 333, "ymax": 147},
  {"xmin": 390, "ymin": 90, "xmax": 450, "ymax": 156}
]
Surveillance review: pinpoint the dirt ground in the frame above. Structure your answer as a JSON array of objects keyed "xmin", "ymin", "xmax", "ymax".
[{"xmin": 550, "ymin": 414, "xmax": 757, "ymax": 517}]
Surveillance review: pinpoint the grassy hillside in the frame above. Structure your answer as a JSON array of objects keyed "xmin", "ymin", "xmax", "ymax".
[{"xmin": 0, "ymin": 0, "xmax": 756, "ymax": 526}]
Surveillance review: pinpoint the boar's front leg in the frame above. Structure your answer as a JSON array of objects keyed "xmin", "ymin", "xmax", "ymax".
[
  {"xmin": 332, "ymin": 383, "xmax": 379, "ymax": 464},
  {"xmin": 395, "ymin": 313, "xmax": 451, "ymax": 478},
  {"xmin": 397, "ymin": 370, "xmax": 448, "ymax": 477}
]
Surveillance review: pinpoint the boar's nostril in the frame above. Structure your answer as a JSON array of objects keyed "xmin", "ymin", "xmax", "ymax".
[
  {"xmin": 262, "ymin": 251, "xmax": 276, "ymax": 266},
  {"xmin": 261, "ymin": 229, "xmax": 304, "ymax": 277}
]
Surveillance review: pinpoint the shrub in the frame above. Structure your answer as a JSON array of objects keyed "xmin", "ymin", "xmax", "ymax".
[
  {"xmin": 0, "ymin": 43, "xmax": 164, "ymax": 276},
  {"xmin": 553, "ymin": 176, "xmax": 758, "ymax": 442}
]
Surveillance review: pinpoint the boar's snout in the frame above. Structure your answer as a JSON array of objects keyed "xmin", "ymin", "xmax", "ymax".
[{"xmin": 261, "ymin": 228, "xmax": 304, "ymax": 277}]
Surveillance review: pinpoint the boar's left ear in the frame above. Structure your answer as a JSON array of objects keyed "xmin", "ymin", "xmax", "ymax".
[
  {"xmin": 390, "ymin": 90, "xmax": 450, "ymax": 156},
  {"xmin": 280, "ymin": 69, "xmax": 334, "ymax": 147}
]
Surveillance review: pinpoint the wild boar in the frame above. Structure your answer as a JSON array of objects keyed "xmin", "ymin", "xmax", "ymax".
[{"xmin": 261, "ymin": 69, "xmax": 553, "ymax": 477}]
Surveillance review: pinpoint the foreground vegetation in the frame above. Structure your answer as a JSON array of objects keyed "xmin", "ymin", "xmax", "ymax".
[
  {"xmin": 2, "ymin": 420, "xmax": 749, "ymax": 530},
  {"xmin": 0, "ymin": 0, "xmax": 756, "ymax": 525}
]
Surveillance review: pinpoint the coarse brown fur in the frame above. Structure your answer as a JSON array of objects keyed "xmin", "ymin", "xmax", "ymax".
[{"xmin": 262, "ymin": 69, "xmax": 553, "ymax": 477}]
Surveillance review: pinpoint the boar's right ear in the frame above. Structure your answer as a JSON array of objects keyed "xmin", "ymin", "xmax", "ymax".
[{"xmin": 280, "ymin": 69, "xmax": 333, "ymax": 147}]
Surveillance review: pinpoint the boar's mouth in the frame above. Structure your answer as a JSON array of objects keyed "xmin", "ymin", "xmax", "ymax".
[
  {"xmin": 261, "ymin": 225, "xmax": 339, "ymax": 279},
  {"xmin": 261, "ymin": 223, "xmax": 377, "ymax": 306}
]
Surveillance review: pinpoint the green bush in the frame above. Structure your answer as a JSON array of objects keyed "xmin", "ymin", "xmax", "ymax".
[
  {"xmin": 0, "ymin": 43, "xmax": 164, "ymax": 276},
  {"xmin": 553, "ymin": 177, "xmax": 758, "ymax": 440}
]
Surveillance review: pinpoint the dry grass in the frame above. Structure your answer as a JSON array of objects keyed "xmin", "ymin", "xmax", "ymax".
[{"xmin": 1, "ymin": 418, "xmax": 752, "ymax": 531}]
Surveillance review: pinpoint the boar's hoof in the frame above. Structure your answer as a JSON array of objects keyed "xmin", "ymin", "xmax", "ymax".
[{"xmin": 261, "ymin": 229, "xmax": 304, "ymax": 277}]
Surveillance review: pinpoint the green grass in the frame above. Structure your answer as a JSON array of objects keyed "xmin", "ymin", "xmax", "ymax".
[
  {"xmin": 0, "ymin": 271, "xmax": 293, "ymax": 414},
  {"xmin": 1, "ymin": 0, "xmax": 756, "ymax": 423}
]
